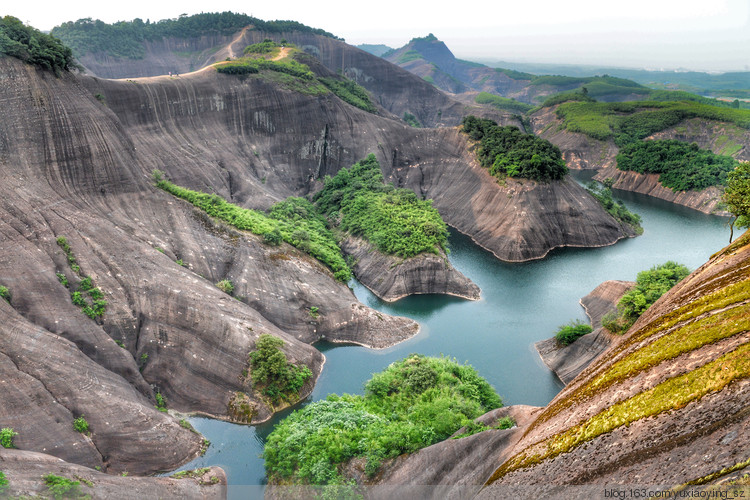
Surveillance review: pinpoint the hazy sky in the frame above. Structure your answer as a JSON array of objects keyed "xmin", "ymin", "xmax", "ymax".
[{"xmin": 6, "ymin": 0, "xmax": 750, "ymax": 72}]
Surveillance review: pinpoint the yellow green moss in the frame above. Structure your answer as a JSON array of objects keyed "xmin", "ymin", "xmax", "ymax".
[{"xmin": 488, "ymin": 341, "xmax": 750, "ymax": 483}]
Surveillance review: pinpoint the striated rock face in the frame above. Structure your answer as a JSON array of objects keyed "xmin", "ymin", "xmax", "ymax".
[
  {"xmin": 76, "ymin": 33, "xmax": 237, "ymax": 79},
  {"xmin": 482, "ymin": 231, "xmax": 750, "ymax": 493},
  {"xmin": 370, "ymin": 405, "xmax": 540, "ymax": 499},
  {"xmin": 340, "ymin": 236, "xmax": 480, "ymax": 302},
  {"xmin": 374, "ymin": 234, "xmax": 750, "ymax": 494},
  {"xmin": 535, "ymin": 280, "xmax": 634, "ymax": 384},
  {"xmin": 0, "ymin": 449, "xmax": 226, "ymax": 499}
]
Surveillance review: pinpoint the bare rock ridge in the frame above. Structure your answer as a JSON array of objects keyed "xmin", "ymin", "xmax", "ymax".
[
  {"xmin": 340, "ymin": 236, "xmax": 480, "ymax": 302},
  {"xmin": 535, "ymin": 280, "xmax": 634, "ymax": 384},
  {"xmin": 0, "ymin": 449, "xmax": 226, "ymax": 499}
]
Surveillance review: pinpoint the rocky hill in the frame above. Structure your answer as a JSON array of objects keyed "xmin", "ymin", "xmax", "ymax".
[
  {"xmin": 376, "ymin": 230, "xmax": 750, "ymax": 497},
  {"xmin": 0, "ymin": 26, "xmax": 637, "ymax": 493}
]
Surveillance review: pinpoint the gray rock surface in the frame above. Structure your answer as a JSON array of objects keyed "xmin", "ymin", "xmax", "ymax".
[
  {"xmin": 0, "ymin": 449, "xmax": 225, "ymax": 499},
  {"xmin": 340, "ymin": 236, "xmax": 480, "ymax": 302}
]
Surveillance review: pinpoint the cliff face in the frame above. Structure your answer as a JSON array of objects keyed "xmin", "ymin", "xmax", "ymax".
[
  {"xmin": 484, "ymin": 231, "xmax": 750, "ymax": 492},
  {"xmin": 340, "ymin": 236, "xmax": 480, "ymax": 302},
  {"xmin": 375, "ymin": 232, "xmax": 750, "ymax": 495}
]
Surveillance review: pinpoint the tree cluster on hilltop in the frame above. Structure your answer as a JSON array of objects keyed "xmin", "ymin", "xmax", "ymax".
[
  {"xmin": 51, "ymin": 12, "xmax": 340, "ymax": 60},
  {"xmin": 0, "ymin": 16, "xmax": 75, "ymax": 75}
]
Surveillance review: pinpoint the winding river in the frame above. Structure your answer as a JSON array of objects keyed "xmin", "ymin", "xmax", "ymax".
[{"xmin": 171, "ymin": 180, "xmax": 730, "ymax": 495}]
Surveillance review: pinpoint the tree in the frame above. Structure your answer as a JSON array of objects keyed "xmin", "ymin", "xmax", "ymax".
[{"xmin": 723, "ymin": 162, "xmax": 750, "ymax": 243}]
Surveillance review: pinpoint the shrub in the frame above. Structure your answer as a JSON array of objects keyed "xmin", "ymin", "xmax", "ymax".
[
  {"xmin": 72, "ymin": 415, "xmax": 89, "ymax": 434},
  {"xmin": 56, "ymin": 272, "xmax": 69, "ymax": 287},
  {"xmin": 0, "ymin": 428, "xmax": 17, "ymax": 448},
  {"xmin": 262, "ymin": 229, "xmax": 283, "ymax": 246},
  {"xmin": 0, "ymin": 286, "xmax": 10, "ymax": 303},
  {"xmin": 42, "ymin": 474, "xmax": 81, "ymax": 500},
  {"xmin": 604, "ymin": 261, "xmax": 690, "ymax": 334},
  {"xmin": 215, "ymin": 279, "xmax": 234, "ymax": 295},
  {"xmin": 724, "ymin": 162, "xmax": 750, "ymax": 233},
  {"xmin": 319, "ymin": 77, "xmax": 377, "ymax": 113},
  {"xmin": 555, "ymin": 320, "xmax": 593, "ymax": 345},
  {"xmin": 0, "ymin": 470, "xmax": 7, "ymax": 492},
  {"xmin": 155, "ymin": 392, "xmax": 167, "ymax": 412},
  {"xmin": 0, "ymin": 16, "xmax": 75, "ymax": 75},
  {"xmin": 249, "ymin": 334, "xmax": 312, "ymax": 405},
  {"xmin": 584, "ymin": 182, "xmax": 643, "ymax": 234},
  {"xmin": 264, "ymin": 354, "xmax": 502, "ymax": 484},
  {"xmin": 461, "ymin": 116, "xmax": 568, "ymax": 182}
]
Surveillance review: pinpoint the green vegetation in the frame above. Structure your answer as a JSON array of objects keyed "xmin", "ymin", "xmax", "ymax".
[
  {"xmin": 555, "ymin": 100, "xmax": 750, "ymax": 146},
  {"xmin": 723, "ymin": 162, "xmax": 750, "ymax": 241},
  {"xmin": 495, "ymin": 67, "xmax": 534, "ymax": 80},
  {"xmin": 319, "ymin": 77, "xmax": 377, "ymax": 113},
  {"xmin": 264, "ymin": 354, "xmax": 502, "ymax": 485},
  {"xmin": 154, "ymin": 173, "xmax": 351, "ymax": 281},
  {"xmin": 308, "ymin": 306, "xmax": 320, "ymax": 319},
  {"xmin": 0, "ymin": 428, "xmax": 17, "ymax": 448},
  {"xmin": 396, "ymin": 50, "xmax": 422, "ymax": 64},
  {"xmin": 452, "ymin": 416, "xmax": 516, "ymax": 439},
  {"xmin": 155, "ymin": 392, "xmax": 167, "ymax": 412},
  {"xmin": 0, "ymin": 285, "xmax": 10, "ymax": 303},
  {"xmin": 616, "ymin": 140, "xmax": 737, "ymax": 191},
  {"xmin": 56, "ymin": 236, "xmax": 108, "ymax": 319},
  {"xmin": 555, "ymin": 320, "xmax": 593, "ymax": 346},
  {"xmin": 0, "ymin": 470, "xmax": 7, "ymax": 494},
  {"xmin": 1, "ymin": 16, "xmax": 75, "ymax": 75},
  {"xmin": 42, "ymin": 474, "xmax": 83, "ymax": 500},
  {"xmin": 602, "ymin": 261, "xmax": 690, "ymax": 334},
  {"xmin": 179, "ymin": 419, "xmax": 198, "ymax": 433},
  {"xmin": 249, "ymin": 334, "xmax": 312, "ymax": 405},
  {"xmin": 51, "ymin": 12, "xmax": 339, "ymax": 59},
  {"xmin": 215, "ymin": 279, "xmax": 234, "ymax": 295},
  {"xmin": 492, "ymin": 341, "xmax": 750, "ymax": 482},
  {"xmin": 475, "ymin": 92, "xmax": 533, "ymax": 114},
  {"xmin": 314, "ymin": 154, "xmax": 449, "ymax": 258},
  {"xmin": 403, "ymin": 112, "xmax": 422, "ymax": 128},
  {"xmin": 216, "ymin": 56, "xmax": 315, "ymax": 79},
  {"xmin": 585, "ymin": 180, "xmax": 643, "ymax": 233},
  {"xmin": 243, "ymin": 39, "xmax": 281, "ymax": 55},
  {"xmin": 540, "ymin": 90, "xmax": 596, "ymax": 107},
  {"xmin": 461, "ymin": 115, "xmax": 568, "ymax": 182},
  {"xmin": 72, "ymin": 415, "xmax": 89, "ymax": 434}
]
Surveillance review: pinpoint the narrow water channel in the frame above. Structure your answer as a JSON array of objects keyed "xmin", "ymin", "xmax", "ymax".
[{"xmin": 171, "ymin": 184, "xmax": 730, "ymax": 493}]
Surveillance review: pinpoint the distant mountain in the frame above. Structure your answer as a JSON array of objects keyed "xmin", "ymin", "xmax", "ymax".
[
  {"xmin": 356, "ymin": 44, "xmax": 392, "ymax": 57},
  {"xmin": 382, "ymin": 34, "xmax": 650, "ymax": 104}
]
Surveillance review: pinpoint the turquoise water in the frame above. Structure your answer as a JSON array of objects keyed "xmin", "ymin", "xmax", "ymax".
[{"xmin": 172, "ymin": 184, "xmax": 730, "ymax": 490}]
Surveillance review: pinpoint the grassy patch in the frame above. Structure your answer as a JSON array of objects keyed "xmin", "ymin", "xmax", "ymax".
[
  {"xmin": 491, "ymin": 341, "xmax": 750, "ymax": 482},
  {"xmin": 616, "ymin": 140, "xmax": 737, "ymax": 191},
  {"xmin": 264, "ymin": 354, "xmax": 501, "ymax": 484},
  {"xmin": 43, "ymin": 474, "xmax": 83, "ymax": 500},
  {"xmin": 314, "ymin": 154, "xmax": 448, "ymax": 258},
  {"xmin": 319, "ymin": 77, "xmax": 377, "ymax": 113},
  {"xmin": 56, "ymin": 236, "xmax": 108, "ymax": 319},
  {"xmin": 0, "ymin": 428, "xmax": 17, "ymax": 448},
  {"xmin": 555, "ymin": 320, "xmax": 593, "ymax": 346}
]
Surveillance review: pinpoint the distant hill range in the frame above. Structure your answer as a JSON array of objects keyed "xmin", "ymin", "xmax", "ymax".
[{"xmin": 378, "ymin": 33, "xmax": 750, "ymax": 104}]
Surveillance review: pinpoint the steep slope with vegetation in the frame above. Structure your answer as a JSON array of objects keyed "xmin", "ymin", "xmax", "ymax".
[{"xmin": 376, "ymin": 231, "xmax": 750, "ymax": 497}]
